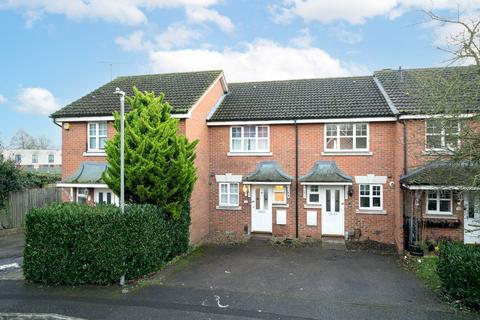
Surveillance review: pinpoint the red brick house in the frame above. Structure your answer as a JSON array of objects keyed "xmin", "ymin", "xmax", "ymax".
[{"xmin": 51, "ymin": 66, "xmax": 480, "ymax": 251}]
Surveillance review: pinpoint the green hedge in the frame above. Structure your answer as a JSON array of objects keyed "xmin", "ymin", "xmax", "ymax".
[
  {"xmin": 437, "ymin": 242, "xmax": 480, "ymax": 309},
  {"xmin": 23, "ymin": 203, "xmax": 190, "ymax": 285}
]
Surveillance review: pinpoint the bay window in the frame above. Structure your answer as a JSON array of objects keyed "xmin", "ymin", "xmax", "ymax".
[
  {"xmin": 230, "ymin": 126, "xmax": 269, "ymax": 152},
  {"xmin": 427, "ymin": 190, "xmax": 452, "ymax": 215},
  {"xmin": 88, "ymin": 122, "xmax": 108, "ymax": 152},
  {"xmin": 325, "ymin": 123, "xmax": 368, "ymax": 151},
  {"xmin": 359, "ymin": 184, "xmax": 382, "ymax": 210},
  {"xmin": 219, "ymin": 183, "xmax": 239, "ymax": 206}
]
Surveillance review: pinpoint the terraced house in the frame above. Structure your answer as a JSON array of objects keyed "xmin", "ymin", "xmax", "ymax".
[{"xmin": 51, "ymin": 66, "xmax": 480, "ymax": 251}]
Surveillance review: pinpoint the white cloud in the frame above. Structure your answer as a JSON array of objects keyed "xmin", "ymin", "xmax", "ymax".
[
  {"xmin": 16, "ymin": 88, "xmax": 60, "ymax": 115},
  {"xmin": 331, "ymin": 26, "xmax": 363, "ymax": 44},
  {"xmin": 186, "ymin": 7, "xmax": 234, "ymax": 32},
  {"xmin": 272, "ymin": 0, "xmax": 480, "ymax": 25},
  {"xmin": 116, "ymin": 24, "xmax": 201, "ymax": 52},
  {"xmin": 147, "ymin": 39, "xmax": 366, "ymax": 82},
  {"xmin": 290, "ymin": 28, "xmax": 314, "ymax": 48},
  {"xmin": 1, "ymin": 0, "xmax": 232, "ymax": 30},
  {"xmin": 0, "ymin": 94, "xmax": 6, "ymax": 104}
]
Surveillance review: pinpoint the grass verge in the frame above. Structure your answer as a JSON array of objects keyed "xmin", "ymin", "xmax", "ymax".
[{"xmin": 403, "ymin": 254, "xmax": 441, "ymax": 291}]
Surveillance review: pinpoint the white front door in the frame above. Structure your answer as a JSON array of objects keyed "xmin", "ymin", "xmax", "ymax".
[
  {"xmin": 321, "ymin": 187, "xmax": 345, "ymax": 236},
  {"xmin": 251, "ymin": 186, "xmax": 273, "ymax": 232},
  {"xmin": 464, "ymin": 192, "xmax": 480, "ymax": 244}
]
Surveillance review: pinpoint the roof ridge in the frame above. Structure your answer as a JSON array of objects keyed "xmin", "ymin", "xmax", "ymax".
[
  {"xmin": 229, "ymin": 75, "xmax": 373, "ymax": 85},
  {"xmin": 116, "ymin": 69, "xmax": 223, "ymax": 79},
  {"xmin": 374, "ymin": 65, "xmax": 477, "ymax": 74}
]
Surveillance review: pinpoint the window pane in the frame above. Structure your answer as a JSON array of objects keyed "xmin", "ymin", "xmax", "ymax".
[
  {"xmin": 230, "ymin": 194, "xmax": 239, "ymax": 205},
  {"xmin": 99, "ymin": 122, "xmax": 107, "ymax": 136},
  {"xmin": 428, "ymin": 190, "xmax": 437, "ymax": 199},
  {"xmin": 258, "ymin": 138, "xmax": 268, "ymax": 151},
  {"xmin": 263, "ymin": 189, "xmax": 268, "ymax": 208},
  {"xmin": 360, "ymin": 196, "xmax": 370, "ymax": 208},
  {"xmin": 356, "ymin": 123, "xmax": 367, "ymax": 136},
  {"xmin": 90, "ymin": 137, "xmax": 96, "ymax": 149},
  {"xmin": 244, "ymin": 126, "xmax": 256, "ymax": 137},
  {"xmin": 326, "ymin": 137, "xmax": 337, "ymax": 149},
  {"xmin": 439, "ymin": 200, "xmax": 451, "ymax": 212},
  {"xmin": 221, "ymin": 194, "xmax": 228, "ymax": 204},
  {"xmin": 232, "ymin": 139, "xmax": 242, "ymax": 150},
  {"xmin": 257, "ymin": 126, "xmax": 268, "ymax": 138},
  {"xmin": 326, "ymin": 190, "xmax": 331, "ymax": 211},
  {"xmin": 335, "ymin": 190, "xmax": 340, "ymax": 211},
  {"xmin": 99, "ymin": 192, "xmax": 104, "ymax": 203},
  {"xmin": 356, "ymin": 137, "xmax": 367, "ymax": 149},
  {"xmin": 232, "ymin": 127, "xmax": 242, "ymax": 138},
  {"xmin": 372, "ymin": 197, "xmax": 381, "ymax": 207},
  {"xmin": 245, "ymin": 138, "xmax": 256, "ymax": 151},
  {"xmin": 310, "ymin": 185, "xmax": 319, "ymax": 192},
  {"xmin": 339, "ymin": 137, "xmax": 353, "ymax": 149},
  {"xmin": 426, "ymin": 120, "xmax": 441, "ymax": 134},
  {"xmin": 326, "ymin": 124, "xmax": 336, "ymax": 137},
  {"xmin": 89, "ymin": 123, "xmax": 97, "ymax": 135},
  {"xmin": 340, "ymin": 124, "xmax": 353, "ymax": 136},
  {"xmin": 48, "ymin": 154, "xmax": 54, "ymax": 163},
  {"xmin": 428, "ymin": 200, "xmax": 437, "ymax": 211},
  {"xmin": 107, "ymin": 192, "xmax": 112, "ymax": 204},
  {"xmin": 440, "ymin": 190, "xmax": 451, "ymax": 199},
  {"xmin": 426, "ymin": 135, "xmax": 442, "ymax": 149},
  {"xmin": 372, "ymin": 185, "xmax": 381, "ymax": 196},
  {"xmin": 230, "ymin": 183, "xmax": 238, "ymax": 193},
  {"xmin": 309, "ymin": 193, "xmax": 319, "ymax": 203},
  {"xmin": 274, "ymin": 192, "xmax": 285, "ymax": 203},
  {"xmin": 360, "ymin": 185, "xmax": 369, "ymax": 195},
  {"xmin": 99, "ymin": 137, "xmax": 107, "ymax": 149},
  {"xmin": 255, "ymin": 188, "xmax": 260, "ymax": 210}
]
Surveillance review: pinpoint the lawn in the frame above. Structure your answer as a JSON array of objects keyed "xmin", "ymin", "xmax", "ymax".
[{"xmin": 403, "ymin": 255, "xmax": 441, "ymax": 291}]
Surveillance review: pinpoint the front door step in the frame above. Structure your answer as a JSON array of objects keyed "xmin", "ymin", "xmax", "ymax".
[{"xmin": 322, "ymin": 236, "xmax": 346, "ymax": 250}]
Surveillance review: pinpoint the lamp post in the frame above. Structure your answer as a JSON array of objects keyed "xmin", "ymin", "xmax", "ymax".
[{"xmin": 114, "ymin": 87, "xmax": 125, "ymax": 286}]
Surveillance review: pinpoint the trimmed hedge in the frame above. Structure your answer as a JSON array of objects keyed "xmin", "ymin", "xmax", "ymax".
[
  {"xmin": 437, "ymin": 242, "xmax": 480, "ymax": 309},
  {"xmin": 23, "ymin": 203, "xmax": 190, "ymax": 285}
]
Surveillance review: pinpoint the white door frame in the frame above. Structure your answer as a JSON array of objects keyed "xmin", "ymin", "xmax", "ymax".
[
  {"xmin": 464, "ymin": 192, "xmax": 480, "ymax": 244},
  {"xmin": 251, "ymin": 185, "xmax": 273, "ymax": 232},
  {"xmin": 321, "ymin": 186, "xmax": 345, "ymax": 236}
]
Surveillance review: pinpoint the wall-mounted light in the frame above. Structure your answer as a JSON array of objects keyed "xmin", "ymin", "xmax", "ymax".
[
  {"xmin": 242, "ymin": 184, "xmax": 250, "ymax": 197},
  {"xmin": 64, "ymin": 123, "xmax": 71, "ymax": 130},
  {"xmin": 348, "ymin": 185, "xmax": 354, "ymax": 197}
]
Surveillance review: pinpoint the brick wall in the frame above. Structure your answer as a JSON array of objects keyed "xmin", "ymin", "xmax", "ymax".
[{"xmin": 209, "ymin": 122, "xmax": 402, "ymax": 246}]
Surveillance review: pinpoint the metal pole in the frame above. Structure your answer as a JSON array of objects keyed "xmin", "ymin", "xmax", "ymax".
[{"xmin": 114, "ymin": 87, "xmax": 126, "ymax": 286}]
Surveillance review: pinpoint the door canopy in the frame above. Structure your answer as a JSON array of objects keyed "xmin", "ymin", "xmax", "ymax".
[
  {"xmin": 300, "ymin": 161, "xmax": 352, "ymax": 184},
  {"xmin": 243, "ymin": 161, "xmax": 293, "ymax": 184}
]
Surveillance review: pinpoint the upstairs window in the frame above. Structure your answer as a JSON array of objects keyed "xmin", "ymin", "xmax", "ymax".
[
  {"xmin": 48, "ymin": 154, "xmax": 54, "ymax": 163},
  {"xmin": 427, "ymin": 190, "xmax": 452, "ymax": 215},
  {"xmin": 230, "ymin": 126, "xmax": 269, "ymax": 152},
  {"xmin": 325, "ymin": 123, "xmax": 368, "ymax": 151},
  {"xmin": 425, "ymin": 119, "xmax": 459, "ymax": 151},
  {"xmin": 15, "ymin": 154, "xmax": 21, "ymax": 164},
  {"xmin": 88, "ymin": 122, "xmax": 108, "ymax": 152},
  {"xmin": 32, "ymin": 154, "xmax": 38, "ymax": 164},
  {"xmin": 359, "ymin": 184, "xmax": 383, "ymax": 210}
]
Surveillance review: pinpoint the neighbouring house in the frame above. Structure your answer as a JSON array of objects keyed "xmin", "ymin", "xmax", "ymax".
[
  {"xmin": 50, "ymin": 67, "xmax": 480, "ymax": 250},
  {"xmin": 2, "ymin": 149, "xmax": 62, "ymax": 174}
]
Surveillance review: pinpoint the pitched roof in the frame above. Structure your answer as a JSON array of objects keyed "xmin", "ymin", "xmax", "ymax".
[
  {"xmin": 51, "ymin": 70, "xmax": 223, "ymax": 118},
  {"xmin": 374, "ymin": 66, "xmax": 480, "ymax": 114},
  {"xmin": 63, "ymin": 162, "xmax": 107, "ymax": 184},
  {"xmin": 400, "ymin": 161, "xmax": 480, "ymax": 188},
  {"xmin": 300, "ymin": 161, "xmax": 352, "ymax": 184},
  {"xmin": 243, "ymin": 161, "xmax": 293, "ymax": 183},
  {"xmin": 208, "ymin": 76, "xmax": 394, "ymax": 121}
]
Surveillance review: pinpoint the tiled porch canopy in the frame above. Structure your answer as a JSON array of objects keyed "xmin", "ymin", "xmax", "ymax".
[
  {"xmin": 400, "ymin": 161, "xmax": 480, "ymax": 190},
  {"xmin": 299, "ymin": 161, "xmax": 352, "ymax": 185},
  {"xmin": 63, "ymin": 162, "xmax": 107, "ymax": 184},
  {"xmin": 243, "ymin": 161, "xmax": 293, "ymax": 184}
]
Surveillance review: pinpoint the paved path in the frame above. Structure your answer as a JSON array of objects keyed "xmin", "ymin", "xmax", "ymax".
[
  {"xmin": 0, "ymin": 233, "xmax": 23, "ymax": 279},
  {"xmin": 0, "ymin": 240, "xmax": 476, "ymax": 319}
]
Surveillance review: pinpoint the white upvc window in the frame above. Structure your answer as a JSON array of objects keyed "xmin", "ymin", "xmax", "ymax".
[
  {"xmin": 94, "ymin": 188, "xmax": 117, "ymax": 205},
  {"xmin": 48, "ymin": 154, "xmax": 54, "ymax": 163},
  {"xmin": 425, "ymin": 119, "xmax": 460, "ymax": 151},
  {"xmin": 219, "ymin": 183, "xmax": 239, "ymax": 206},
  {"xmin": 307, "ymin": 185, "xmax": 321, "ymax": 205},
  {"xmin": 15, "ymin": 154, "xmax": 21, "ymax": 164},
  {"xmin": 88, "ymin": 122, "xmax": 108, "ymax": 151},
  {"xmin": 359, "ymin": 184, "xmax": 383, "ymax": 210},
  {"xmin": 273, "ymin": 185, "xmax": 287, "ymax": 204},
  {"xmin": 32, "ymin": 153, "xmax": 38, "ymax": 164},
  {"xmin": 76, "ymin": 188, "xmax": 89, "ymax": 204},
  {"xmin": 230, "ymin": 125, "xmax": 269, "ymax": 152},
  {"xmin": 427, "ymin": 190, "xmax": 452, "ymax": 215},
  {"xmin": 325, "ymin": 123, "xmax": 368, "ymax": 151}
]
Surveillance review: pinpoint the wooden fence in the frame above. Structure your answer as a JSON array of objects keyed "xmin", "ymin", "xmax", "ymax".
[{"xmin": 0, "ymin": 187, "xmax": 61, "ymax": 229}]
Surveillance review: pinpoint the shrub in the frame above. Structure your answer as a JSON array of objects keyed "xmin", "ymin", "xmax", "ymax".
[
  {"xmin": 24, "ymin": 203, "xmax": 190, "ymax": 285},
  {"xmin": 437, "ymin": 241, "xmax": 480, "ymax": 309}
]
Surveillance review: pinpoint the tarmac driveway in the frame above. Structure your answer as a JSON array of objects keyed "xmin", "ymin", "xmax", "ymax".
[{"xmin": 0, "ymin": 239, "xmax": 475, "ymax": 319}]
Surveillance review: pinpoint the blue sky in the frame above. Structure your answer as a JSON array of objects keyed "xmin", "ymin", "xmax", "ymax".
[{"xmin": 0, "ymin": 0, "xmax": 477, "ymax": 148}]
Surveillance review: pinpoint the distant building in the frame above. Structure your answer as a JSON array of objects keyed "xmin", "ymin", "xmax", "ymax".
[{"xmin": 2, "ymin": 149, "xmax": 61, "ymax": 174}]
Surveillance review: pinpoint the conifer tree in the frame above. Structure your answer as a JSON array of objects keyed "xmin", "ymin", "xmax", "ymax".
[{"xmin": 103, "ymin": 87, "xmax": 198, "ymax": 219}]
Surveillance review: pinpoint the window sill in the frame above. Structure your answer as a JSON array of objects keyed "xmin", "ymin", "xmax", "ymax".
[
  {"xmin": 273, "ymin": 204, "xmax": 289, "ymax": 208},
  {"xmin": 322, "ymin": 151, "xmax": 372, "ymax": 156},
  {"xmin": 356, "ymin": 209, "xmax": 386, "ymax": 215},
  {"xmin": 83, "ymin": 151, "xmax": 106, "ymax": 157},
  {"xmin": 425, "ymin": 213, "xmax": 455, "ymax": 218},
  {"xmin": 423, "ymin": 150, "xmax": 454, "ymax": 156},
  {"xmin": 304, "ymin": 204, "xmax": 321, "ymax": 209},
  {"xmin": 216, "ymin": 205, "xmax": 242, "ymax": 211},
  {"xmin": 227, "ymin": 152, "xmax": 272, "ymax": 157}
]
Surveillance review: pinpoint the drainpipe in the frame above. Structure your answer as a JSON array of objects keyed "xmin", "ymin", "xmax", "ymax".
[
  {"xmin": 402, "ymin": 119, "xmax": 413, "ymax": 249},
  {"xmin": 295, "ymin": 119, "xmax": 299, "ymax": 239}
]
